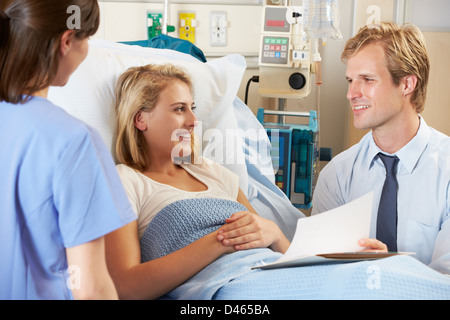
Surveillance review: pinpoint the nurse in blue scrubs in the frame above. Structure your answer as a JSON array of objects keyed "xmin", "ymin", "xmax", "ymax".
[{"xmin": 0, "ymin": 0, "xmax": 136, "ymax": 299}]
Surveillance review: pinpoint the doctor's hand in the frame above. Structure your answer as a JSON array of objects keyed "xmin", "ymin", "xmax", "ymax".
[
  {"xmin": 358, "ymin": 238, "xmax": 388, "ymax": 252},
  {"xmin": 216, "ymin": 211, "xmax": 290, "ymax": 254}
]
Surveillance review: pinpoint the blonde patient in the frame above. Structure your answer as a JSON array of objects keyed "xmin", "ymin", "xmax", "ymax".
[
  {"xmin": 108, "ymin": 64, "xmax": 290, "ymax": 299},
  {"xmin": 107, "ymin": 64, "xmax": 387, "ymax": 300}
]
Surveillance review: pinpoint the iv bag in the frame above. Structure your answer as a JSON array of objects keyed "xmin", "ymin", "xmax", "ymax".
[{"xmin": 304, "ymin": 0, "xmax": 342, "ymax": 41}]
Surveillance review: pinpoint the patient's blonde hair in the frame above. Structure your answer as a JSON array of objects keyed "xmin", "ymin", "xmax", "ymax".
[
  {"xmin": 115, "ymin": 64, "xmax": 195, "ymax": 171},
  {"xmin": 342, "ymin": 22, "xmax": 430, "ymax": 113}
]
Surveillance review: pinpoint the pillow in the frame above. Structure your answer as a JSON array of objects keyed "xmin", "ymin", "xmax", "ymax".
[{"xmin": 48, "ymin": 39, "xmax": 249, "ymax": 193}]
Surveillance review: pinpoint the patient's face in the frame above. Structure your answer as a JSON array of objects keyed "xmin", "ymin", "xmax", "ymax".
[{"xmin": 139, "ymin": 79, "xmax": 196, "ymax": 162}]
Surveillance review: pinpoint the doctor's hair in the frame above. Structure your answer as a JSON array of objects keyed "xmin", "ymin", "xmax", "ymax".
[
  {"xmin": 114, "ymin": 64, "xmax": 195, "ymax": 172},
  {"xmin": 341, "ymin": 22, "xmax": 430, "ymax": 114},
  {"xmin": 0, "ymin": 0, "xmax": 99, "ymax": 104}
]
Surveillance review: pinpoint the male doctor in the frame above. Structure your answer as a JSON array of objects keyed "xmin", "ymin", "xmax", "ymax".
[{"xmin": 312, "ymin": 22, "xmax": 450, "ymax": 274}]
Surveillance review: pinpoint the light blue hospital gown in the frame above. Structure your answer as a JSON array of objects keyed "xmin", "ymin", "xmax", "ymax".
[{"xmin": 0, "ymin": 96, "xmax": 136, "ymax": 299}]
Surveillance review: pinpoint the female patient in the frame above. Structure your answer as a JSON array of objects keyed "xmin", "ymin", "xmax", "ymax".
[
  {"xmin": 109, "ymin": 64, "xmax": 291, "ymax": 300},
  {"xmin": 0, "ymin": 0, "xmax": 135, "ymax": 299},
  {"xmin": 106, "ymin": 64, "xmax": 450, "ymax": 301}
]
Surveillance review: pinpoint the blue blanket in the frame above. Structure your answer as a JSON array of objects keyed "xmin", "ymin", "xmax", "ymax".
[{"xmin": 140, "ymin": 198, "xmax": 450, "ymax": 299}]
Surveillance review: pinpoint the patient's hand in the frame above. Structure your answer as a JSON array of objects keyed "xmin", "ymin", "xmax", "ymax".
[
  {"xmin": 216, "ymin": 211, "xmax": 290, "ymax": 253},
  {"xmin": 358, "ymin": 238, "xmax": 388, "ymax": 252}
]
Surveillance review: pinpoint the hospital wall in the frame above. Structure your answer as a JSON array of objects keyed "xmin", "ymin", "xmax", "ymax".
[{"xmin": 93, "ymin": 0, "xmax": 450, "ymax": 162}]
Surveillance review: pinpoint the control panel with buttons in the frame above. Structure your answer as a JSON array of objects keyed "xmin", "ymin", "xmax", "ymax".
[{"xmin": 261, "ymin": 36, "xmax": 289, "ymax": 65}]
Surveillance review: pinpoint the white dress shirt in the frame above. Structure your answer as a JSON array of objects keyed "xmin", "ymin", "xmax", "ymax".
[{"xmin": 312, "ymin": 117, "xmax": 450, "ymax": 274}]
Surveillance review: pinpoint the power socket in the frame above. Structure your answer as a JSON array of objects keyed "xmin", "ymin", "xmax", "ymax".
[
  {"xmin": 147, "ymin": 11, "xmax": 163, "ymax": 39},
  {"xmin": 210, "ymin": 11, "xmax": 227, "ymax": 47},
  {"xmin": 179, "ymin": 12, "xmax": 196, "ymax": 43},
  {"xmin": 147, "ymin": 11, "xmax": 175, "ymax": 39}
]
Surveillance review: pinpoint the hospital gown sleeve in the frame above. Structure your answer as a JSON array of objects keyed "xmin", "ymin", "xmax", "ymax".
[
  {"xmin": 115, "ymin": 164, "xmax": 141, "ymax": 216},
  {"xmin": 52, "ymin": 126, "xmax": 136, "ymax": 248}
]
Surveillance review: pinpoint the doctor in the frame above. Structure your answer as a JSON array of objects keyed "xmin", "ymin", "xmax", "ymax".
[{"xmin": 312, "ymin": 22, "xmax": 450, "ymax": 274}]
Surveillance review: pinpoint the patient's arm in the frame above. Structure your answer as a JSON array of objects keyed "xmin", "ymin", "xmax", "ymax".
[
  {"xmin": 66, "ymin": 237, "xmax": 118, "ymax": 300},
  {"xmin": 217, "ymin": 189, "xmax": 291, "ymax": 254},
  {"xmin": 105, "ymin": 220, "xmax": 234, "ymax": 300}
]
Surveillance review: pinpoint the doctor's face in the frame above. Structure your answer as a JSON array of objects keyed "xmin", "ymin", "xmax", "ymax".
[
  {"xmin": 137, "ymin": 79, "xmax": 197, "ymax": 161},
  {"xmin": 345, "ymin": 42, "xmax": 405, "ymax": 131}
]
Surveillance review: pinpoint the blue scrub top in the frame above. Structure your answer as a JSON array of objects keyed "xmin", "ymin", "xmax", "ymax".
[{"xmin": 0, "ymin": 96, "xmax": 136, "ymax": 299}]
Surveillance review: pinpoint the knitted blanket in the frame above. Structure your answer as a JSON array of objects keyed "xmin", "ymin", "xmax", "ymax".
[
  {"xmin": 140, "ymin": 198, "xmax": 247, "ymax": 262},
  {"xmin": 140, "ymin": 198, "xmax": 450, "ymax": 300}
]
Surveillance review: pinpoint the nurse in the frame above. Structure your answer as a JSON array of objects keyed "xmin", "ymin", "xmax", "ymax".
[{"xmin": 0, "ymin": 0, "xmax": 136, "ymax": 299}]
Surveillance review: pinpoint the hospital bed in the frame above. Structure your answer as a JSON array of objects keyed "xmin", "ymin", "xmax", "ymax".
[{"xmin": 47, "ymin": 39, "xmax": 450, "ymax": 300}]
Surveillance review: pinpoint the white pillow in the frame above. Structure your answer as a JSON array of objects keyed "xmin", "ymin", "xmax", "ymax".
[{"xmin": 48, "ymin": 39, "xmax": 249, "ymax": 193}]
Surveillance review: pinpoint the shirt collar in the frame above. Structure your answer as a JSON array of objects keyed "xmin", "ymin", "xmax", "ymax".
[{"xmin": 367, "ymin": 116, "xmax": 431, "ymax": 173}]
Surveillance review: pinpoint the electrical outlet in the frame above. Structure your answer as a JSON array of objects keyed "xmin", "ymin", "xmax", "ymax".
[
  {"xmin": 210, "ymin": 11, "xmax": 227, "ymax": 47},
  {"xmin": 179, "ymin": 12, "xmax": 196, "ymax": 43},
  {"xmin": 147, "ymin": 11, "xmax": 175, "ymax": 40},
  {"xmin": 147, "ymin": 12, "xmax": 163, "ymax": 39}
]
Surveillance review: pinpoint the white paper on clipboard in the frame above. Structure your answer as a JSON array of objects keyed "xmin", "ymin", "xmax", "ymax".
[{"xmin": 257, "ymin": 192, "xmax": 375, "ymax": 269}]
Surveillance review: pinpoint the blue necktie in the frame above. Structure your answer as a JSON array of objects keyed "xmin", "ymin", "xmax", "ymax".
[{"xmin": 376, "ymin": 153, "xmax": 399, "ymax": 252}]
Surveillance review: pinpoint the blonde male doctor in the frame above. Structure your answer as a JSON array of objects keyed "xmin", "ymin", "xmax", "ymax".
[{"xmin": 312, "ymin": 22, "xmax": 450, "ymax": 274}]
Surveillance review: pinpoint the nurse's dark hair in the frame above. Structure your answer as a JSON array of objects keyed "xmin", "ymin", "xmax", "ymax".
[{"xmin": 0, "ymin": 0, "xmax": 99, "ymax": 104}]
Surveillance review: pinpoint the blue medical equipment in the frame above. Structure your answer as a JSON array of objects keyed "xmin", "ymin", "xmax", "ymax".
[{"xmin": 257, "ymin": 108, "xmax": 319, "ymax": 209}]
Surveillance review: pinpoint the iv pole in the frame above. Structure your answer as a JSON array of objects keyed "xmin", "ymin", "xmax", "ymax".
[{"xmin": 162, "ymin": 0, "xmax": 169, "ymax": 35}]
